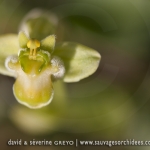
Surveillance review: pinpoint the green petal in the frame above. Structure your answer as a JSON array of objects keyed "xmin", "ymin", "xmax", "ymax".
[
  {"xmin": 41, "ymin": 35, "xmax": 55, "ymax": 53},
  {"xmin": 0, "ymin": 34, "xmax": 18, "ymax": 77},
  {"xmin": 18, "ymin": 31, "xmax": 29, "ymax": 48},
  {"xmin": 53, "ymin": 42, "xmax": 101, "ymax": 82}
]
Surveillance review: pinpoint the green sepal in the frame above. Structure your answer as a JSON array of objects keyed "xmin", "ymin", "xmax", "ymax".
[
  {"xmin": 0, "ymin": 34, "xmax": 18, "ymax": 77},
  {"xmin": 19, "ymin": 9, "xmax": 58, "ymax": 40},
  {"xmin": 54, "ymin": 42, "xmax": 101, "ymax": 82}
]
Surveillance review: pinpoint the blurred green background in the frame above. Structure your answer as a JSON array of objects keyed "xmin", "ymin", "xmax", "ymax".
[{"xmin": 0, "ymin": 0, "xmax": 150, "ymax": 149}]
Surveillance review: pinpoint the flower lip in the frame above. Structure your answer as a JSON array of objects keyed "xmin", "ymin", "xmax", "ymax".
[
  {"xmin": 12, "ymin": 66, "xmax": 54, "ymax": 109},
  {"xmin": 13, "ymin": 84, "xmax": 54, "ymax": 109}
]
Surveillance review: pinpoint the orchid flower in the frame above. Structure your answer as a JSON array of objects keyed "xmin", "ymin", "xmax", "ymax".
[{"xmin": 0, "ymin": 9, "xmax": 101, "ymax": 109}]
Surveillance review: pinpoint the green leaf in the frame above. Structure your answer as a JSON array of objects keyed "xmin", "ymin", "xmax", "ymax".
[
  {"xmin": 41, "ymin": 35, "xmax": 55, "ymax": 53},
  {"xmin": 18, "ymin": 31, "xmax": 29, "ymax": 48},
  {"xmin": 53, "ymin": 42, "xmax": 101, "ymax": 82},
  {"xmin": 0, "ymin": 34, "xmax": 18, "ymax": 77}
]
